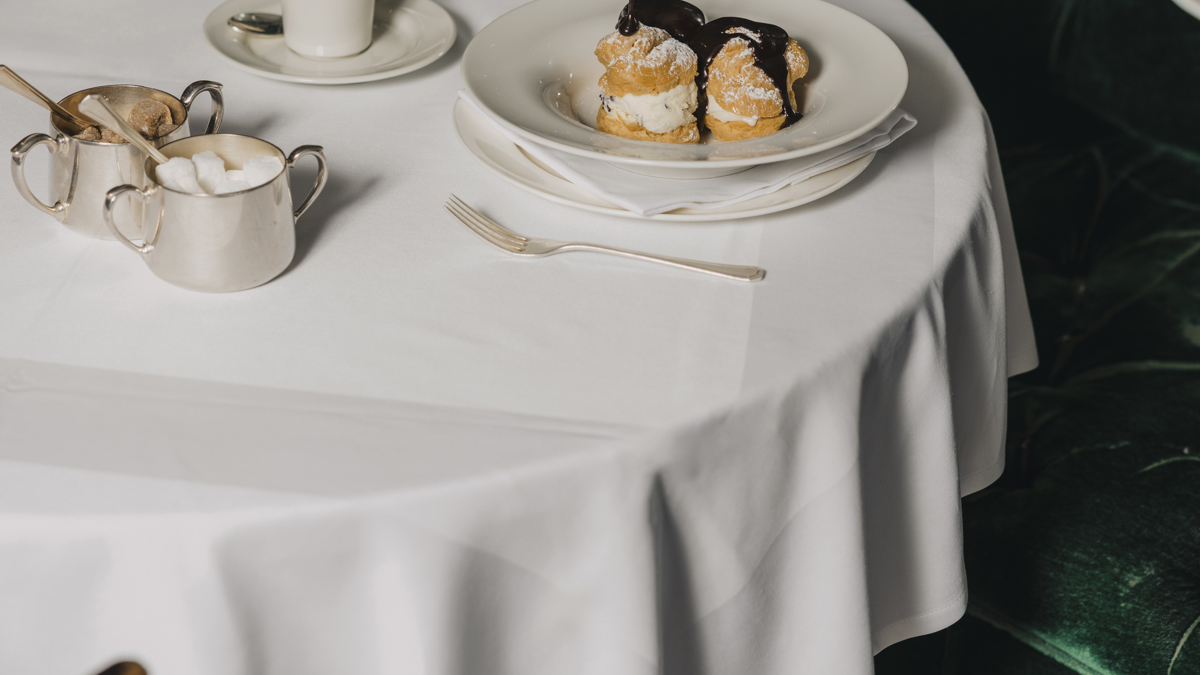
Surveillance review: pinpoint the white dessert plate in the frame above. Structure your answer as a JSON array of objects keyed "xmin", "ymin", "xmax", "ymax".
[
  {"xmin": 203, "ymin": 0, "xmax": 456, "ymax": 85},
  {"xmin": 461, "ymin": 0, "xmax": 906, "ymax": 176},
  {"xmin": 453, "ymin": 98, "xmax": 874, "ymax": 222}
]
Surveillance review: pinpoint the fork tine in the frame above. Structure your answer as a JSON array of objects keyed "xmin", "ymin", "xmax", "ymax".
[
  {"xmin": 448, "ymin": 195, "xmax": 525, "ymax": 243},
  {"xmin": 446, "ymin": 204, "xmax": 517, "ymax": 251},
  {"xmin": 447, "ymin": 195, "xmax": 525, "ymax": 246},
  {"xmin": 449, "ymin": 195, "xmax": 528, "ymax": 243},
  {"xmin": 445, "ymin": 203, "xmax": 522, "ymax": 252},
  {"xmin": 445, "ymin": 202, "xmax": 503, "ymax": 244},
  {"xmin": 454, "ymin": 204, "xmax": 526, "ymax": 249}
]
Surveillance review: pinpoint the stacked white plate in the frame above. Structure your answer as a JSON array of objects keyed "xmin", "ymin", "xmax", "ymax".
[{"xmin": 455, "ymin": 0, "xmax": 908, "ymax": 220}]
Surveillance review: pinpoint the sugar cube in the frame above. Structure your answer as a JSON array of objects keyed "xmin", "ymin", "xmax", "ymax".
[
  {"xmin": 74, "ymin": 126, "xmax": 102, "ymax": 142},
  {"xmin": 192, "ymin": 151, "xmax": 227, "ymax": 194},
  {"xmin": 242, "ymin": 156, "xmax": 284, "ymax": 188},
  {"xmin": 155, "ymin": 157, "xmax": 204, "ymax": 194},
  {"xmin": 74, "ymin": 124, "xmax": 124, "ymax": 143},
  {"xmin": 128, "ymin": 99, "xmax": 175, "ymax": 139},
  {"xmin": 99, "ymin": 126, "xmax": 125, "ymax": 143}
]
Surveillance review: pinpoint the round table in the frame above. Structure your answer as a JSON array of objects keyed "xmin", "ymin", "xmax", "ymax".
[{"xmin": 0, "ymin": 0, "xmax": 1035, "ymax": 672}]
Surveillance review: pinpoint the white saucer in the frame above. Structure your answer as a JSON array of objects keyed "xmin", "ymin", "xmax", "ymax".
[
  {"xmin": 203, "ymin": 0, "xmax": 456, "ymax": 85},
  {"xmin": 453, "ymin": 98, "xmax": 874, "ymax": 222},
  {"xmin": 461, "ymin": 0, "xmax": 905, "ymax": 176}
]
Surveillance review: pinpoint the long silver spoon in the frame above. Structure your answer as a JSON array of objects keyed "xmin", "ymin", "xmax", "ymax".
[
  {"xmin": 78, "ymin": 94, "xmax": 170, "ymax": 165},
  {"xmin": 0, "ymin": 65, "xmax": 93, "ymax": 130}
]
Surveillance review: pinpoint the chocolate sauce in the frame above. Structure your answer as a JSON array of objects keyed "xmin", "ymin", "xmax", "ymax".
[
  {"xmin": 616, "ymin": 0, "xmax": 705, "ymax": 42},
  {"xmin": 689, "ymin": 17, "xmax": 803, "ymax": 131}
]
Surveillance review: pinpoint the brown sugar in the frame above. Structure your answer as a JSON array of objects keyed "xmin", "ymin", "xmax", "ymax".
[
  {"xmin": 73, "ymin": 125, "xmax": 126, "ymax": 143},
  {"xmin": 73, "ymin": 98, "xmax": 179, "ymax": 143},
  {"xmin": 100, "ymin": 126, "xmax": 125, "ymax": 143},
  {"xmin": 75, "ymin": 126, "xmax": 102, "ymax": 142},
  {"xmin": 128, "ymin": 99, "xmax": 177, "ymax": 139}
]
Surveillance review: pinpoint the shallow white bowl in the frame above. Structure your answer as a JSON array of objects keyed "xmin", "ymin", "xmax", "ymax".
[
  {"xmin": 461, "ymin": 0, "xmax": 907, "ymax": 178},
  {"xmin": 453, "ymin": 98, "xmax": 875, "ymax": 221}
]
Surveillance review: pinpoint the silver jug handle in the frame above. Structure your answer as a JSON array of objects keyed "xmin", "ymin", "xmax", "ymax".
[
  {"xmin": 104, "ymin": 184, "xmax": 156, "ymax": 254},
  {"xmin": 180, "ymin": 80, "xmax": 224, "ymax": 135},
  {"xmin": 287, "ymin": 145, "xmax": 328, "ymax": 221},
  {"xmin": 10, "ymin": 132, "xmax": 68, "ymax": 222}
]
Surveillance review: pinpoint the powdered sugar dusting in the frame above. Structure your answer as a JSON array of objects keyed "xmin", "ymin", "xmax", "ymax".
[
  {"xmin": 711, "ymin": 38, "xmax": 783, "ymax": 108},
  {"xmin": 597, "ymin": 26, "xmax": 697, "ymax": 81},
  {"xmin": 785, "ymin": 42, "xmax": 808, "ymax": 74},
  {"xmin": 727, "ymin": 26, "xmax": 762, "ymax": 41}
]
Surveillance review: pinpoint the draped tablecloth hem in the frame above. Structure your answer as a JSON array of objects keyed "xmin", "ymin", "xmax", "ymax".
[
  {"xmin": 986, "ymin": 111, "xmax": 1040, "ymax": 378},
  {"xmin": 872, "ymin": 586, "xmax": 968, "ymax": 655},
  {"xmin": 958, "ymin": 452, "xmax": 1006, "ymax": 498}
]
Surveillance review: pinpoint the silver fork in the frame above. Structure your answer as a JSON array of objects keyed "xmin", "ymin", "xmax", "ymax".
[{"xmin": 444, "ymin": 195, "xmax": 765, "ymax": 282}]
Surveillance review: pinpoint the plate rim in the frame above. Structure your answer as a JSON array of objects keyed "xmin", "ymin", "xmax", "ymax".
[
  {"xmin": 1171, "ymin": 0, "xmax": 1200, "ymax": 20},
  {"xmin": 461, "ymin": 0, "xmax": 907, "ymax": 169},
  {"xmin": 202, "ymin": 0, "xmax": 457, "ymax": 85},
  {"xmin": 452, "ymin": 97, "xmax": 875, "ymax": 222}
]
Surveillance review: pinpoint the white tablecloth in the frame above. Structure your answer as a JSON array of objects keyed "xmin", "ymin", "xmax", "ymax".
[{"xmin": 0, "ymin": 0, "xmax": 1036, "ymax": 672}]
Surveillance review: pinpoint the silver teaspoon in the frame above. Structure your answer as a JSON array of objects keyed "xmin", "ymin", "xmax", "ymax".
[
  {"xmin": 0, "ymin": 65, "xmax": 94, "ymax": 131},
  {"xmin": 228, "ymin": 12, "xmax": 283, "ymax": 36}
]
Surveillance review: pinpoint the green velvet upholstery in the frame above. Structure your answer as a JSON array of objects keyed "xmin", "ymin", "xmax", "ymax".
[
  {"xmin": 875, "ymin": 1, "xmax": 1200, "ymax": 673},
  {"xmin": 876, "ymin": 614, "xmax": 1080, "ymax": 675},
  {"xmin": 965, "ymin": 443, "xmax": 1200, "ymax": 674}
]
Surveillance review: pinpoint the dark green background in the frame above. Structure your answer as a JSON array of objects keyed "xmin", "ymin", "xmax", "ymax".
[{"xmin": 875, "ymin": 1, "xmax": 1200, "ymax": 673}]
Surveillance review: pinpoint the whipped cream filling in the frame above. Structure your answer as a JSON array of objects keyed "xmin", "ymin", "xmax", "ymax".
[
  {"xmin": 600, "ymin": 82, "xmax": 697, "ymax": 134},
  {"xmin": 705, "ymin": 94, "xmax": 759, "ymax": 126}
]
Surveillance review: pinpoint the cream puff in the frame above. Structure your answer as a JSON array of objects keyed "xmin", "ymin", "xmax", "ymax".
[
  {"xmin": 691, "ymin": 18, "xmax": 808, "ymax": 141},
  {"xmin": 595, "ymin": 25, "xmax": 701, "ymax": 143}
]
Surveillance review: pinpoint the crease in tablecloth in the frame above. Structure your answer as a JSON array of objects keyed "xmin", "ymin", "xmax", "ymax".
[{"xmin": 457, "ymin": 91, "xmax": 917, "ymax": 216}]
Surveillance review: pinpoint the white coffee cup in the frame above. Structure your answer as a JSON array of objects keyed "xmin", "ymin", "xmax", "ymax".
[{"xmin": 282, "ymin": 0, "xmax": 375, "ymax": 58}]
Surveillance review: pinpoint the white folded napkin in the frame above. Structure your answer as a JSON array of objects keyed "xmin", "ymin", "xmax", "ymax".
[{"xmin": 458, "ymin": 91, "xmax": 916, "ymax": 217}]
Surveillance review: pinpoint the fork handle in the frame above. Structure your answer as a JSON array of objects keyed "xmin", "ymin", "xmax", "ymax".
[{"xmin": 569, "ymin": 243, "xmax": 764, "ymax": 282}]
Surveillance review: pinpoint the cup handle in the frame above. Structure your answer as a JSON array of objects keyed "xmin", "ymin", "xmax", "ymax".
[
  {"xmin": 10, "ymin": 132, "xmax": 68, "ymax": 222},
  {"xmin": 104, "ymin": 184, "xmax": 155, "ymax": 255},
  {"xmin": 287, "ymin": 145, "xmax": 328, "ymax": 221},
  {"xmin": 180, "ymin": 80, "xmax": 224, "ymax": 135}
]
